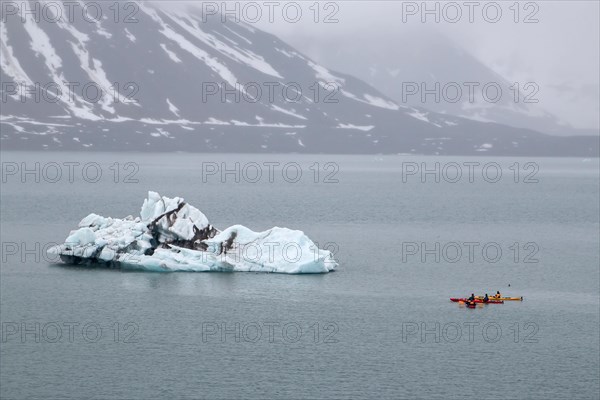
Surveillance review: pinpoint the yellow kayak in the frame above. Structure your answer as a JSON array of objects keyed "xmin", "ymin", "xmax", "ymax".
[{"xmin": 476, "ymin": 296, "xmax": 523, "ymax": 301}]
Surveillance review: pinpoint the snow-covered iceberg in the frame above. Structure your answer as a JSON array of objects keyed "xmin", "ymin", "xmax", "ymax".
[{"xmin": 48, "ymin": 192, "xmax": 337, "ymax": 274}]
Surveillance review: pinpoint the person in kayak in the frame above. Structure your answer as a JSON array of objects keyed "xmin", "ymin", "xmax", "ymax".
[
  {"xmin": 494, "ymin": 291, "xmax": 501, "ymax": 299},
  {"xmin": 465, "ymin": 293, "xmax": 476, "ymax": 307},
  {"xmin": 483, "ymin": 294, "xmax": 489, "ymax": 303}
]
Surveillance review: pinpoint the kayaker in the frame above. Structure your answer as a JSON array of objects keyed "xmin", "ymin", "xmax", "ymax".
[
  {"xmin": 483, "ymin": 294, "xmax": 489, "ymax": 303},
  {"xmin": 494, "ymin": 291, "xmax": 501, "ymax": 299},
  {"xmin": 468, "ymin": 293, "xmax": 475, "ymax": 302}
]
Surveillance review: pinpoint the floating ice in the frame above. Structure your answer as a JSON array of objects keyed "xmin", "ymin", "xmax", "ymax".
[{"xmin": 48, "ymin": 192, "xmax": 337, "ymax": 274}]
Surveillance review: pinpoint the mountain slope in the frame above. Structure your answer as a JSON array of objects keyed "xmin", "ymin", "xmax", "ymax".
[
  {"xmin": 1, "ymin": 2, "xmax": 597, "ymax": 156},
  {"xmin": 293, "ymin": 29, "xmax": 597, "ymax": 137}
]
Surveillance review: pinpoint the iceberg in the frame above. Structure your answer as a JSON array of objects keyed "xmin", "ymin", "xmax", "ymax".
[{"xmin": 48, "ymin": 192, "xmax": 337, "ymax": 274}]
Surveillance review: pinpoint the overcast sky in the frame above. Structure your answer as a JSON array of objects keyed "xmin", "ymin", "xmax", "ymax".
[{"xmin": 176, "ymin": 1, "xmax": 599, "ymax": 130}]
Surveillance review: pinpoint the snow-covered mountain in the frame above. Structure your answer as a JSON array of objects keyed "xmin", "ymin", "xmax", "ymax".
[
  {"xmin": 293, "ymin": 29, "xmax": 599, "ymax": 138},
  {"xmin": 1, "ymin": 2, "xmax": 597, "ymax": 155}
]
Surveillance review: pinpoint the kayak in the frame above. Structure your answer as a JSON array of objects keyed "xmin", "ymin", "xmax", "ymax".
[
  {"xmin": 450, "ymin": 298, "xmax": 504, "ymax": 304},
  {"xmin": 476, "ymin": 296, "xmax": 523, "ymax": 301}
]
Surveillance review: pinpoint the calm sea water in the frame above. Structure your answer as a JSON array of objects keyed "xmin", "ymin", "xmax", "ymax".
[{"xmin": 1, "ymin": 152, "xmax": 599, "ymax": 399}]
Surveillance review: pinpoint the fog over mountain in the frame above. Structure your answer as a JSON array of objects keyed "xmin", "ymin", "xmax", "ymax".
[
  {"xmin": 1, "ymin": 1, "xmax": 598, "ymax": 155},
  {"xmin": 254, "ymin": 1, "xmax": 600, "ymax": 136},
  {"xmin": 287, "ymin": 29, "xmax": 597, "ymax": 137}
]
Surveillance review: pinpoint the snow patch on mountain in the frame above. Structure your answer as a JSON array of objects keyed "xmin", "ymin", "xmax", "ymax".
[
  {"xmin": 363, "ymin": 94, "xmax": 400, "ymax": 110},
  {"xmin": 337, "ymin": 123, "xmax": 374, "ymax": 131},
  {"xmin": 339, "ymin": 89, "xmax": 400, "ymax": 111},
  {"xmin": 124, "ymin": 28, "xmax": 136, "ymax": 42},
  {"xmin": 166, "ymin": 99, "xmax": 180, "ymax": 117},
  {"xmin": 309, "ymin": 61, "xmax": 345, "ymax": 85},
  {"xmin": 142, "ymin": 4, "xmax": 240, "ymax": 90},
  {"xmin": 167, "ymin": 12, "xmax": 283, "ymax": 78},
  {"xmin": 159, "ymin": 43, "xmax": 182, "ymax": 63},
  {"xmin": 271, "ymin": 105, "xmax": 307, "ymax": 120},
  {"xmin": 0, "ymin": 24, "xmax": 34, "ymax": 89},
  {"xmin": 408, "ymin": 109, "xmax": 431, "ymax": 123},
  {"xmin": 22, "ymin": 14, "xmax": 100, "ymax": 120},
  {"xmin": 223, "ymin": 25, "xmax": 252, "ymax": 45}
]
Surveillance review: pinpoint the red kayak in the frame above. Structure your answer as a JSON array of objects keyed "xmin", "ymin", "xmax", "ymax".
[{"xmin": 450, "ymin": 298, "xmax": 504, "ymax": 304}]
